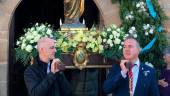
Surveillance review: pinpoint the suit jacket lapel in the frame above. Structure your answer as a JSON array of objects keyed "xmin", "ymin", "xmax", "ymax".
[{"xmin": 134, "ymin": 64, "xmax": 145, "ymax": 96}]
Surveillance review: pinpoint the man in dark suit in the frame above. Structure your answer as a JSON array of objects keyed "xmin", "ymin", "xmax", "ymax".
[
  {"xmin": 103, "ymin": 36, "xmax": 160, "ymax": 96},
  {"xmin": 24, "ymin": 37, "xmax": 71, "ymax": 96}
]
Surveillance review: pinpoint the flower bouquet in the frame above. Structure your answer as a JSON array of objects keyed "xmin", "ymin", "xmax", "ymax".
[{"xmin": 15, "ymin": 23, "xmax": 125, "ymax": 66}]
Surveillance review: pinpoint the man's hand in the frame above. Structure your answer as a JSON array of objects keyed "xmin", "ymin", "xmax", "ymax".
[
  {"xmin": 120, "ymin": 60, "xmax": 129, "ymax": 75},
  {"xmin": 51, "ymin": 58, "xmax": 61, "ymax": 74},
  {"xmin": 159, "ymin": 78, "xmax": 169, "ymax": 87}
]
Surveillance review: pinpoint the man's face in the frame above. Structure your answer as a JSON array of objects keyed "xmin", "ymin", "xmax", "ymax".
[
  {"xmin": 163, "ymin": 54, "xmax": 170, "ymax": 64},
  {"xmin": 42, "ymin": 40, "xmax": 56, "ymax": 60},
  {"xmin": 123, "ymin": 39, "xmax": 140, "ymax": 61}
]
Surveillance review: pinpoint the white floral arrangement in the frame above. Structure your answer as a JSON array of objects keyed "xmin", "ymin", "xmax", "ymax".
[
  {"xmin": 143, "ymin": 24, "xmax": 155, "ymax": 36},
  {"xmin": 15, "ymin": 23, "xmax": 125, "ymax": 65},
  {"xmin": 127, "ymin": 26, "xmax": 138, "ymax": 38},
  {"xmin": 100, "ymin": 24, "xmax": 125, "ymax": 58},
  {"xmin": 16, "ymin": 23, "xmax": 55, "ymax": 52},
  {"xmin": 136, "ymin": 1, "xmax": 147, "ymax": 13},
  {"xmin": 15, "ymin": 23, "xmax": 58, "ymax": 65},
  {"xmin": 125, "ymin": 11, "xmax": 134, "ymax": 21}
]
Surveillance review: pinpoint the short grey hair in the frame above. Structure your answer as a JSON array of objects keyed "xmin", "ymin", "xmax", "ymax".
[
  {"xmin": 124, "ymin": 36, "xmax": 141, "ymax": 50},
  {"xmin": 37, "ymin": 37, "xmax": 56, "ymax": 52}
]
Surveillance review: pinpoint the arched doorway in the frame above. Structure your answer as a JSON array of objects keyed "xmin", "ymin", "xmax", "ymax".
[{"xmin": 8, "ymin": 0, "xmax": 100, "ymax": 96}]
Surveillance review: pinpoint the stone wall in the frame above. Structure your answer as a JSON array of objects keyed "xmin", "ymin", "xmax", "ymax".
[
  {"xmin": 0, "ymin": 0, "xmax": 19, "ymax": 95},
  {"xmin": 0, "ymin": 0, "xmax": 170, "ymax": 96},
  {"xmin": 159, "ymin": 0, "xmax": 170, "ymax": 44}
]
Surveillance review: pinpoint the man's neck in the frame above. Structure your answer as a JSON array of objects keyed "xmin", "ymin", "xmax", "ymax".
[
  {"xmin": 39, "ymin": 55, "xmax": 49, "ymax": 63},
  {"xmin": 130, "ymin": 58, "xmax": 139, "ymax": 64}
]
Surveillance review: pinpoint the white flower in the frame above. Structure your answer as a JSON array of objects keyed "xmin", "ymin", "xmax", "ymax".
[
  {"xmin": 16, "ymin": 41, "xmax": 20, "ymax": 45},
  {"xmin": 149, "ymin": 29, "xmax": 154, "ymax": 34},
  {"xmin": 30, "ymin": 27, "xmax": 35, "ymax": 32},
  {"xmin": 133, "ymin": 34, "xmax": 138, "ymax": 38},
  {"xmin": 110, "ymin": 43, "xmax": 113, "ymax": 47},
  {"xmin": 111, "ymin": 24, "xmax": 117, "ymax": 29},
  {"xmin": 142, "ymin": 8, "xmax": 146, "ymax": 12},
  {"xmin": 129, "ymin": 30, "xmax": 133, "ymax": 34},
  {"xmin": 129, "ymin": 15, "xmax": 134, "ymax": 19},
  {"xmin": 116, "ymin": 28, "xmax": 121, "ymax": 32},
  {"xmin": 21, "ymin": 43, "xmax": 26, "ymax": 50},
  {"xmin": 103, "ymin": 39, "xmax": 107, "ymax": 43},
  {"xmin": 136, "ymin": 3, "xmax": 140, "ymax": 8},
  {"xmin": 131, "ymin": 26, "xmax": 136, "ymax": 31},
  {"xmin": 40, "ymin": 24, "xmax": 46, "ymax": 30},
  {"xmin": 20, "ymin": 37, "xmax": 24, "ymax": 41},
  {"xmin": 46, "ymin": 29, "xmax": 52, "ymax": 35},
  {"xmin": 119, "ymin": 46, "xmax": 122, "ymax": 50},
  {"xmin": 109, "ymin": 35, "xmax": 113, "ymax": 39},
  {"xmin": 26, "ymin": 33, "xmax": 34, "ymax": 40},
  {"xmin": 146, "ymin": 24, "xmax": 150, "ymax": 28},
  {"xmin": 121, "ymin": 42, "xmax": 124, "ymax": 45},
  {"xmin": 115, "ymin": 32, "xmax": 120, "ymax": 37},
  {"xmin": 125, "ymin": 16, "xmax": 129, "ymax": 20},
  {"xmin": 130, "ymin": 11, "xmax": 133, "ymax": 14},
  {"xmin": 30, "ymin": 40, "xmax": 34, "ymax": 44},
  {"xmin": 143, "ymin": 24, "xmax": 148, "ymax": 30},
  {"xmin": 25, "ymin": 45, "xmax": 33, "ymax": 52},
  {"xmin": 107, "ymin": 28, "xmax": 111, "ymax": 31},
  {"xmin": 33, "ymin": 35, "xmax": 41, "ymax": 42},
  {"xmin": 140, "ymin": 2, "xmax": 144, "ymax": 6},
  {"xmin": 32, "ymin": 31, "xmax": 38, "ymax": 35},
  {"xmin": 101, "ymin": 32, "xmax": 107, "ymax": 37},
  {"xmin": 114, "ymin": 38, "xmax": 121, "ymax": 44},
  {"xmin": 125, "ymin": 34, "xmax": 129, "ymax": 37},
  {"xmin": 125, "ymin": 14, "xmax": 134, "ymax": 20},
  {"xmin": 107, "ymin": 39, "xmax": 112, "ymax": 45},
  {"xmin": 34, "ymin": 45, "xmax": 37, "ymax": 49},
  {"xmin": 112, "ymin": 31, "xmax": 117, "ymax": 35},
  {"xmin": 145, "ymin": 32, "xmax": 149, "ymax": 36}
]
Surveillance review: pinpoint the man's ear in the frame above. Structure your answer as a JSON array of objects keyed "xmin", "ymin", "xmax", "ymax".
[
  {"xmin": 40, "ymin": 47, "xmax": 45, "ymax": 52},
  {"xmin": 138, "ymin": 47, "xmax": 142, "ymax": 53}
]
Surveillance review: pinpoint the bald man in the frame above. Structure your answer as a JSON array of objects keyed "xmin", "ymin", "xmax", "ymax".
[{"xmin": 24, "ymin": 37, "xmax": 71, "ymax": 96}]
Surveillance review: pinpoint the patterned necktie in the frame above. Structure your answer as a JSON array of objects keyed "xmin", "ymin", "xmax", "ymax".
[{"xmin": 128, "ymin": 64, "xmax": 134, "ymax": 96}]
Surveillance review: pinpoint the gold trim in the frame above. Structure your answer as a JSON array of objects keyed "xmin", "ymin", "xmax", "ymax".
[
  {"xmin": 64, "ymin": 65, "xmax": 112, "ymax": 69},
  {"xmin": 73, "ymin": 42, "xmax": 88, "ymax": 70}
]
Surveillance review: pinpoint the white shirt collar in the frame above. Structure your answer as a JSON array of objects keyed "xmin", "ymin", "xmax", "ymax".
[{"xmin": 134, "ymin": 58, "xmax": 140, "ymax": 67}]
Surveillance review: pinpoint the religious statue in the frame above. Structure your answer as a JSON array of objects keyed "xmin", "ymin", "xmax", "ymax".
[
  {"xmin": 61, "ymin": 1, "xmax": 99, "ymax": 96},
  {"xmin": 64, "ymin": 0, "xmax": 85, "ymax": 24}
]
